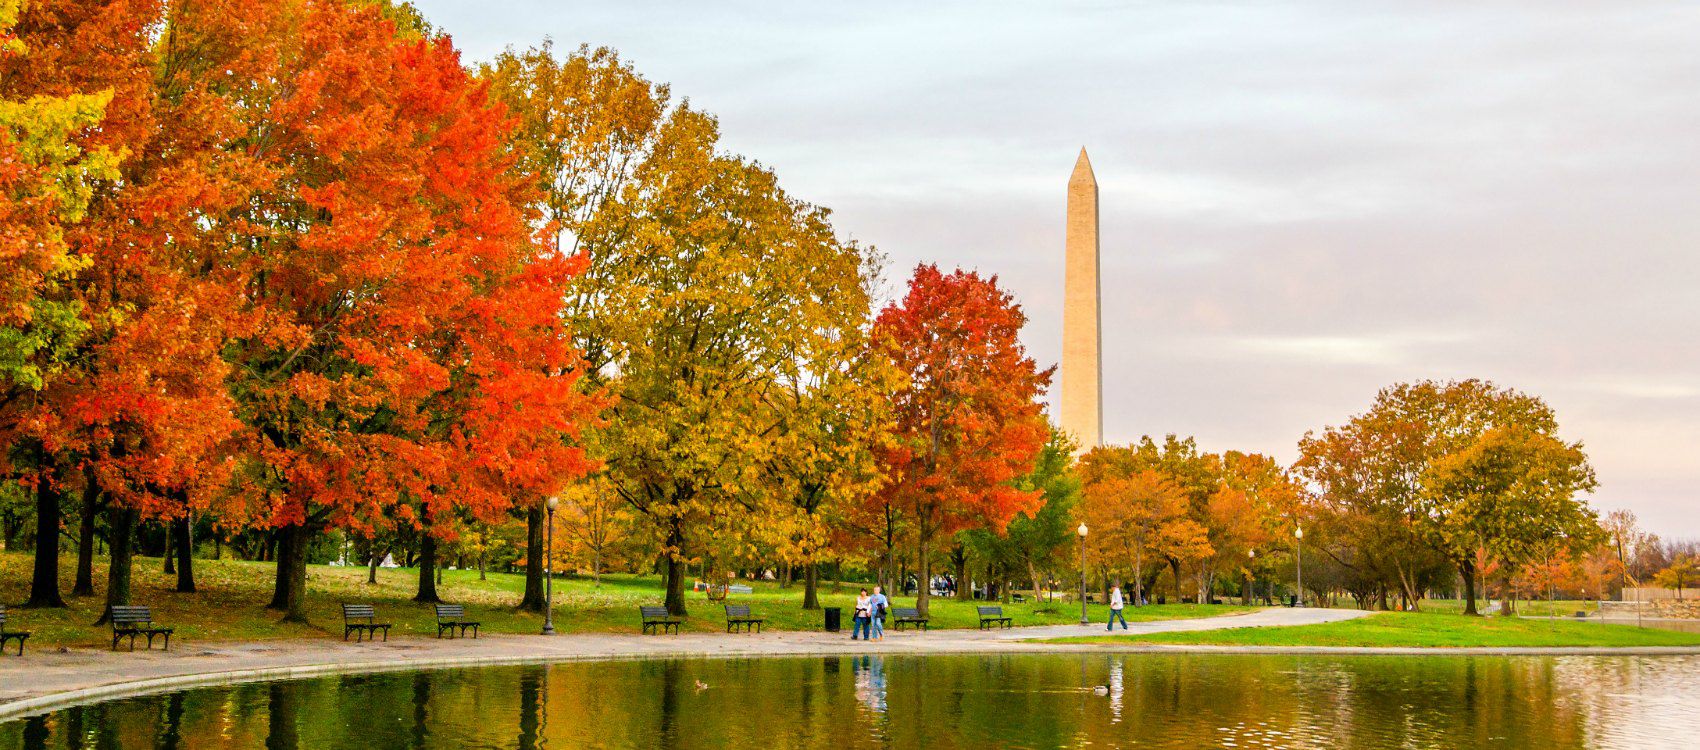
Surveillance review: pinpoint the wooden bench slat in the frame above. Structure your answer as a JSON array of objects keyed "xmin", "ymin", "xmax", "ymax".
[
  {"xmin": 107, "ymin": 605, "xmax": 172, "ymax": 651},
  {"xmin": 434, "ymin": 603, "xmax": 480, "ymax": 639},
  {"xmin": 723, "ymin": 604, "xmax": 764, "ymax": 633},
  {"xmin": 891, "ymin": 606, "xmax": 929, "ymax": 631},
  {"xmin": 640, "ymin": 606, "xmax": 681, "ymax": 635},
  {"xmin": 339, "ymin": 603, "xmax": 391, "ymax": 643},
  {"xmin": 0, "ymin": 605, "xmax": 29, "ymax": 656}
]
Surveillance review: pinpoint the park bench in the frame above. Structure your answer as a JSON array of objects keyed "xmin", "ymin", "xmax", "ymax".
[
  {"xmin": 341, "ymin": 603, "xmax": 392, "ymax": 642},
  {"xmin": 977, "ymin": 605, "xmax": 1013, "ymax": 630},
  {"xmin": 109, "ymin": 605, "xmax": 173, "ymax": 651},
  {"xmin": 724, "ymin": 604, "xmax": 765, "ymax": 633},
  {"xmin": 434, "ymin": 604, "xmax": 481, "ymax": 639},
  {"xmin": 640, "ymin": 605, "xmax": 681, "ymax": 635},
  {"xmin": 0, "ymin": 606, "xmax": 30, "ymax": 656},
  {"xmin": 891, "ymin": 606, "xmax": 929, "ymax": 631}
]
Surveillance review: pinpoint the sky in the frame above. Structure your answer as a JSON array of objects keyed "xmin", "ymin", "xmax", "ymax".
[{"xmin": 412, "ymin": 1, "xmax": 1700, "ymax": 534}]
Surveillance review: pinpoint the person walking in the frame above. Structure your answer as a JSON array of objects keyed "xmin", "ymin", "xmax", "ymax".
[
  {"xmin": 852, "ymin": 589, "xmax": 872, "ymax": 640},
  {"xmin": 869, "ymin": 586, "xmax": 890, "ymax": 640},
  {"xmin": 1107, "ymin": 581, "xmax": 1128, "ymax": 631}
]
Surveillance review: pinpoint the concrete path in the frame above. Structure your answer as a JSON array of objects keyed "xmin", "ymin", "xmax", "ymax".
[
  {"xmin": 983, "ymin": 605, "xmax": 1365, "ymax": 640},
  {"xmin": 10, "ymin": 605, "xmax": 1696, "ymax": 723}
]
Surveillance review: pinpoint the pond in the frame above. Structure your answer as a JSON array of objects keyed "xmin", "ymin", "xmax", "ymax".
[{"xmin": 4, "ymin": 653, "xmax": 1699, "ymax": 749}]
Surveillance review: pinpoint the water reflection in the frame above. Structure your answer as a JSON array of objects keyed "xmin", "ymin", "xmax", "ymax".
[
  {"xmin": 4, "ymin": 654, "xmax": 1700, "ymax": 749},
  {"xmin": 852, "ymin": 656, "xmax": 886, "ymax": 715}
]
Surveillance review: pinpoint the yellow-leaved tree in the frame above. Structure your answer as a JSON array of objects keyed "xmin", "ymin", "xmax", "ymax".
[{"xmin": 487, "ymin": 43, "xmax": 877, "ymax": 615}]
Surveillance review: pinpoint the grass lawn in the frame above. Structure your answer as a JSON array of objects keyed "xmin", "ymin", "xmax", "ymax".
[
  {"xmin": 0, "ymin": 551, "xmax": 1252, "ymax": 647},
  {"xmin": 1050, "ymin": 611, "xmax": 1700, "ymax": 648}
]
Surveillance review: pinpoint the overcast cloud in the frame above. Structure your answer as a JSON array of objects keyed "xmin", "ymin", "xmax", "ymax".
[{"xmin": 414, "ymin": 0, "xmax": 1700, "ymax": 533}]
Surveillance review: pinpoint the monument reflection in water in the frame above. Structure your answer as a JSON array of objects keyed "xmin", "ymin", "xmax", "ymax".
[{"xmin": 5, "ymin": 654, "xmax": 1699, "ymax": 749}]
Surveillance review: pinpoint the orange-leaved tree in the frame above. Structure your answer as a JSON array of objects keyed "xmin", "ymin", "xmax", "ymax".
[
  {"xmin": 870, "ymin": 264, "xmax": 1050, "ymax": 616},
  {"xmin": 188, "ymin": 0, "xmax": 596, "ymax": 622},
  {"xmin": 1077, "ymin": 458, "xmax": 1207, "ymax": 605}
]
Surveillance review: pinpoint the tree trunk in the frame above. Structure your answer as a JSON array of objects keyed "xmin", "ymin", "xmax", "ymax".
[
  {"xmin": 73, "ymin": 478, "xmax": 100, "ymax": 597},
  {"xmin": 415, "ymin": 532, "xmax": 441, "ymax": 603},
  {"xmin": 882, "ymin": 542, "xmax": 896, "ymax": 594},
  {"xmin": 268, "ymin": 528, "xmax": 292, "ymax": 610},
  {"xmin": 1132, "ymin": 542, "xmax": 1144, "ymax": 606},
  {"xmin": 162, "ymin": 522, "xmax": 175, "ymax": 575},
  {"xmin": 663, "ymin": 521, "xmax": 688, "ymax": 616},
  {"xmin": 952, "ymin": 546, "xmax": 972, "ymax": 601},
  {"xmin": 279, "ymin": 524, "xmax": 310, "ymax": 623},
  {"xmin": 1167, "ymin": 558, "xmax": 1183, "ymax": 602},
  {"xmin": 1460, "ymin": 558, "xmax": 1480, "ymax": 616},
  {"xmin": 802, "ymin": 562, "xmax": 820, "ymax": 610},
  {"xmin": 479, "ymin": 552, "xmax": 487, "ymax": 581},
  {"xmin": 96, "ymin": 505, "xmax": 137, "ymax": 625},
  {"xmin": 173, "ymin": 514, "xmax": 196, "ymax": 593},
  {"xmin": 518, "ymin": 503, "xmax": 545, "ymax": 612},
  {"xmin": 367, "ymin": 545, "xmax": 386, "ymax": 584},
  {"xmin": 916, "ymin": 536, "xmax": 932, "ymax": 617},
  {"xmin": 25, "ymin": 482, "xmax": 66, "ymax": 608}
]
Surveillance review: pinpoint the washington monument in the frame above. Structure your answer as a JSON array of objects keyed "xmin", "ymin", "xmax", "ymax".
[{"xmin": 1061, "ymin": 148, "xmax": 1102, "ymax": 450}]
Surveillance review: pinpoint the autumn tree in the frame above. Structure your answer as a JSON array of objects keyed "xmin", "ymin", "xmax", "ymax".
[
  {"xmin": 871, "ymin": 265, "xmax": 1050, "ymax": 617},
  {"xmin": 0, "ymin": 0, "xmax": 114, "ymax": 608},
  {"xmin": 1654, "ymin": 557, "xmax": 1698, "ymax": 600},
  {"xmin": 553, "ymin": 477, "xmax": 632, "ymax": 586},
  {"xmin": 1077, "ymin": 450, "xmax": 1209, "ymax": 605},
  {"xmin": 1298, "ymin": 380, "xmax": 1594, "ymax": 615},
  {"xmin": 0, "ymin": 0, "xmax": 246, "ymax": 613},
  {"xmin": 481, "ymin": 42, "xmax": 665, "ymax": 612},
  {"xmin": 129, "ymin": 1, "xmax": 601, "ymax": 623},
  {"xmin": 1422, "ymin": 424, "xmax": 1599, "ymax": 614},
  {"xmin": 962, "ymin": 429, "xmax": 1079, "ymax": 605}
]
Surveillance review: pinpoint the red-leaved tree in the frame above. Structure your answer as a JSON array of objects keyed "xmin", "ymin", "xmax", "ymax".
[{"xmin": 870, "ymin": 264, "xmax": 1051, "ymax": 615}]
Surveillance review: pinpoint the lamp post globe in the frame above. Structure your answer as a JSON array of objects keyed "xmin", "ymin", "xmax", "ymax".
[
  {"xmin": 1077, "ymin": 523, "xmax": 1090, "ymax": 625},
  {"xmin": 542, "ymin": 496, "xmax": 561, "ymax": 635}
]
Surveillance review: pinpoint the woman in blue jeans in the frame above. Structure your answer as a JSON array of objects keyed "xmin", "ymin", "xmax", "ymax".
[{"xmin": 852, "ymin": 589, "xmax": 872, "ymax": 640}]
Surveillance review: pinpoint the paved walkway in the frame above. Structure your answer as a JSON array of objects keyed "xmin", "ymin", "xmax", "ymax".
[{"xmin": 10, "ymin": 606, "xmax": 1695, "ymax": 721}]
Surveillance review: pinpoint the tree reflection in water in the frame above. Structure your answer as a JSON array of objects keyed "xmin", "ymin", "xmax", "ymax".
[{"xmin": 5, "ymin": 654, "xmax": 1699, "ymax": 749}]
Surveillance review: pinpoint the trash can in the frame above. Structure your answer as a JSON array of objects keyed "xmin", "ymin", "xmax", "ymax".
[{"xmin": 823, "ymin": 606, "xmax": 842, "ymax": 632}]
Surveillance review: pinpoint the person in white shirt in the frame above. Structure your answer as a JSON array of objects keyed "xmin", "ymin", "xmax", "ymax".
[
  {"xmin": 1107, "ymin": 582, "xmax": 1128, "ymax": 630},
  {"xmin": 852, "ymin": 590, "xmax": 872, "ymax": 640}
]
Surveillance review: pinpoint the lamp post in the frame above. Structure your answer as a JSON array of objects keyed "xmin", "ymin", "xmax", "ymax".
[
  {"xmin": 1246, "ymin": 549, "xmax": 1256, "ymax": 606},
  {"xmin": 1294, "ymin": 526, "xmax": 1304, "ymax": 608},
  {"xmin": 542, "ymin": 496, "xmax": 560, "ymax": 635},
  {"xmin": 1078, "ymin": 523, "xmax": 1090, "ymax": 625}
]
